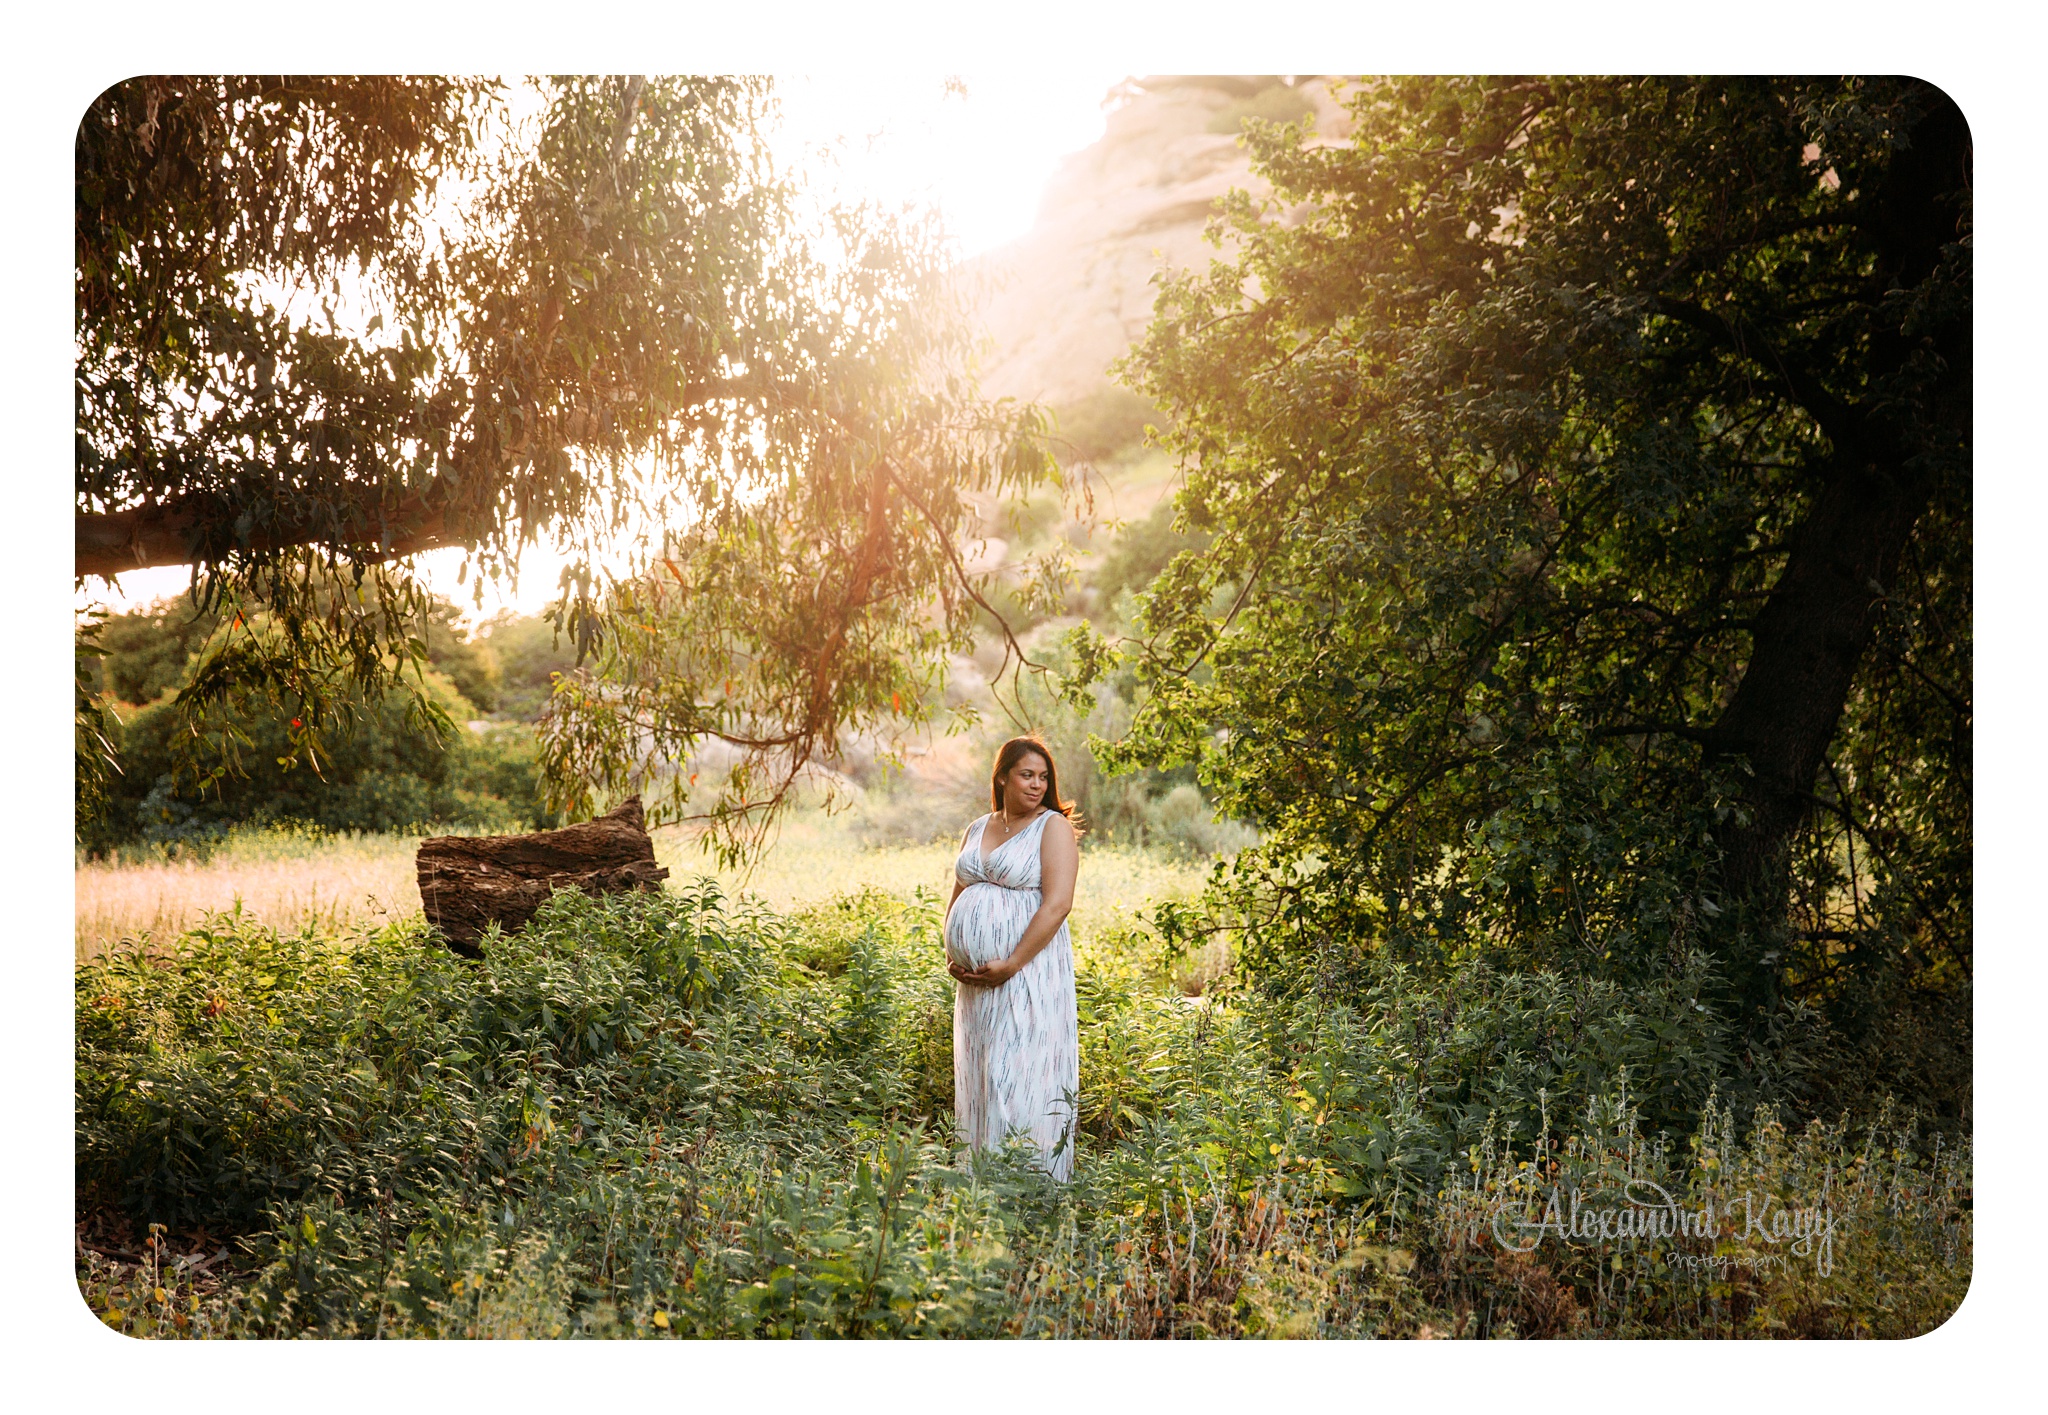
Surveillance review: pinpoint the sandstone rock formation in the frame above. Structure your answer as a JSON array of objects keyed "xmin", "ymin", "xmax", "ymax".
[{"xmin": 965, "ymin": 76, "xmax": 1353, "ymax": 411}]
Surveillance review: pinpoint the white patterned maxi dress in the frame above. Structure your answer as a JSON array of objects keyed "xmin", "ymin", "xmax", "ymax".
[{"xmin": 945, "ymin": 808, "xmax": 1080, "ymax": 1181}]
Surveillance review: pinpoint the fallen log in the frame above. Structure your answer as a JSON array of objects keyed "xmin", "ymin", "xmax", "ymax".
[{"xmin": 417, "ymin": 795, "xmax": 670, "ymax": 956}]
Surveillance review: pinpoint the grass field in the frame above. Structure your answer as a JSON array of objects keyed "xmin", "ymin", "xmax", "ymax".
[
  {"xmin": 74, "ymin": 800, "xmax": 1970, "ymax": 1341},
  {"xmin": 75, "ymin": 796, "xmax": 1968, "ymax": 1341},
  {"xmin": 74, "ymin": 807, "xmax": 1219, "ymax": 968}
]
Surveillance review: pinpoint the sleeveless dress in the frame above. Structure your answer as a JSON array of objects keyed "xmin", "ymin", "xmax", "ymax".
[{"xmin": 945, "ymin": 808, "xmax": 1080, "ymax": 1181}]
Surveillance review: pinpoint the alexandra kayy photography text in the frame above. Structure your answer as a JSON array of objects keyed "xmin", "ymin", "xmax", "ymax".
[{"xmin": 1492, "ymin": 1179, "xmax": 1843, "ymax": 1276}]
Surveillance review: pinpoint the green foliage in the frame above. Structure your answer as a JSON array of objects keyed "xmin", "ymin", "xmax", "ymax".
[
  {"xmin": 78, "ymin": 597, "xmax": 566, "ymax": 850},
  {"xmin": 81, "ymin": 590, "xmax": 506, "ymax": 718},
  {"xmin": 1083, "ymin": 498, "xmax": 1211, "ymax": 624},
  {"xmin": 76, "ymin": 886, "xmax": 1965, "ymax": 1338},
  {"xmin": 1017, "ymin": 659, "xmax": 1250, "ymax": 858},
  {"xmin": 85, "ymin": 667, "xmax": 553, "ymax": 853},
  {"xmin": 476, "ymin": 612, "xmax": 580, "ymax": 722},
  {"xmin": 1079, "ymin": 77, "xmax": 1969, "ymax": 1113},
  {"xmin": 420, "ymin": 598, "xmax": 500, "ymax": 714},
  {"xmin": 86, "ymin": 602, "xmax": 225, "ymax": 706},
  {"xmin": 448, "ymin": 725, "xmax": 560, "ymax": 830},
  {"xmin": 75, "ymin": 612, "xmax": 123, "ymax": 826}
]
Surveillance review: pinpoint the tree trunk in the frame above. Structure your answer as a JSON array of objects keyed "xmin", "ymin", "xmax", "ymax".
[
  {"xmin": 417, "ymin": 795, "xmax": 670, "ymax": 957},
  {"xmin": 1704, "ymin": 87, "xmax": 1970, "ymax": 999},
  {"xmin": 1709, "ymin": 458, "xmax": 1934, "ymax": 907}
]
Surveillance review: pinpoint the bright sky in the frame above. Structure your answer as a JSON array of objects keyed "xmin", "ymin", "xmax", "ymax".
[
  {"xmin": 83, "ymin": 70, "xmax": 1131, "ymax": 625},
  {"xmin": 776, "ymin": 71, "xmax": 1128, "ymax": 261}
]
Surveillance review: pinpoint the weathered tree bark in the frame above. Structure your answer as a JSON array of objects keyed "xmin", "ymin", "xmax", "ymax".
[{"xmin": 417, "ymin": 795, "xmax": 670, "ymax": 956}]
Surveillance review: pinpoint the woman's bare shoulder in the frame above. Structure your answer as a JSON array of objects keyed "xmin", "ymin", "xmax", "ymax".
[{"xmin": 1040, "ymin": 810, "xmax": 1077, "ymax": 840}]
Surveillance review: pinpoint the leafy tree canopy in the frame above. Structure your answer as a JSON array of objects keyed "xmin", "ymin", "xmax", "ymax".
[
  {"xmin": 76, "ymin": 75, "xmax": 1057, "ymax": 844},
  {"xmin": 1072, "ymin": 76, "xmax": 1969, "ymax": 1100}
]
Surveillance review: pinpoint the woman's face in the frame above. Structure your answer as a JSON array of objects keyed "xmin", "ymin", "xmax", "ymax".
[{"xmin": 1002, "ymin": 753, "xmax": 1050, "ymax": 812}]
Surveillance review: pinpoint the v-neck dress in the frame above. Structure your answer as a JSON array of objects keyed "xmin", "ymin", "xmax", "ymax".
[{"xmin": 945, "ymin": 808, "xmax": 1079, "ymax": 1181}]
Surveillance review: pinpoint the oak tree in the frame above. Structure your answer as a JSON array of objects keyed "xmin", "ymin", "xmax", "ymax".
[{"xmin": 1081, "ymin": 77, "xmax": 1969, "ymax": 1094}]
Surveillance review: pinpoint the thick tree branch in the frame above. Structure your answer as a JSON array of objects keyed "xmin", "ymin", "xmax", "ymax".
[{"xmin": 76, "ymin": 493, "xmax": 467, "ymax": 580}]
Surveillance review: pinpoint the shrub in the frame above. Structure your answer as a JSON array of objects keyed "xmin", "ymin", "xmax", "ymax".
[
  {"xmin": 85, "ymin": 673, "xmax": 554, "ymax": 854},
  {"xmin": 1053, "ymin": 388, "xmax": 1160, "ymax": 466}
]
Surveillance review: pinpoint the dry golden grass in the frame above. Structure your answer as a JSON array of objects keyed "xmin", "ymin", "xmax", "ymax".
[
  {"xmin": 655, "ymin": 808, "xmax": 1212, "ymax": 934},
  {"xmin": 74, "ymin": 828, "xmax": 424, "ymax": 962},
  {"xmin": 76, "ymin": 809, "xmax": 1219, "ymax": 964}
]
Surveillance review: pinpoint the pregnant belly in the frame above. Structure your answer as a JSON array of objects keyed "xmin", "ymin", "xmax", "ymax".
[{"xmin": 946, "ymin": 882, "xmax": 1036, "ymax": 967}]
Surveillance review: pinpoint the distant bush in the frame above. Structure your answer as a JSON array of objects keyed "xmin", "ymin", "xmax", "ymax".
[
  {"xmin": 1205, "ymin": 82, "xmax": 1314, "ymax": 135},
  {"xmin": 79, "ymin": 596, "xmax": 569, "ymax": 850},
  {"xmin": 87, "ymin": 600, "xmax": 222, "ymax": 706},
  {"xmin": 1054, "ymin": 388, "xmax": 1160, "ymax": 466},
  {"xmin": 997, "ymin": 490, "xmax": 1064, "ymax": 550},
  {"xmin": 1084, "ymin": 499, "xmax": 1210, "ymax": 621},
  {"xmin": 85, "ymin": 670, "xmax": 557, "ymax": 854},
  {"xmin": 475, "ymin": 612, "xmax": 581, "ymax": 723}
]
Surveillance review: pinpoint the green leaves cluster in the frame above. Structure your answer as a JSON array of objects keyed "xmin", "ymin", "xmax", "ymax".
[{"xmin": 76, "ymin": 594, "xmax": 566, "ymax": 852}]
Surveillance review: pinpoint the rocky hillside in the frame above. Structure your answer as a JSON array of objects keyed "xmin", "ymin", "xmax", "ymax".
[{"xmin": 965, "ymin": 76, "xmax": 1353, "ymax": 413}]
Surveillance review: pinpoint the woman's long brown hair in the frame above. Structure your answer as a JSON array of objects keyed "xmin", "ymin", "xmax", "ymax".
[{"xmin": 989, "ymin": 735, "xmax": 1082, "ymax": 829}]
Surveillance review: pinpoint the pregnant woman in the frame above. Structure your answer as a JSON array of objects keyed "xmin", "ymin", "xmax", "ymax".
[{"xmin": 943, "ymin": 735, "xmax": 1082, "ymax": 1181}]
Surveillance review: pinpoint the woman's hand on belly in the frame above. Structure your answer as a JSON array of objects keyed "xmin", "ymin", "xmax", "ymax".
[{"xmin": 949, "ymin": 954, "xmax": 1018, "ymax": 988}]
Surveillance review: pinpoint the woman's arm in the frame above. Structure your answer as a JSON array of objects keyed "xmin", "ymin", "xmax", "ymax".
[{"xmin": 952, "ymin": 814, "xmax": 1078, "ymax": 987}]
